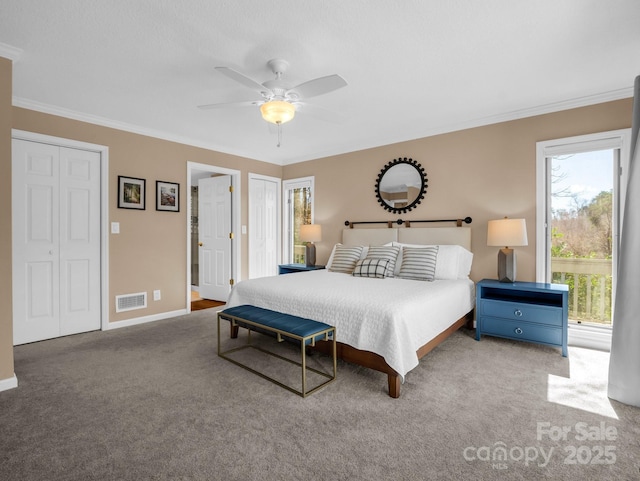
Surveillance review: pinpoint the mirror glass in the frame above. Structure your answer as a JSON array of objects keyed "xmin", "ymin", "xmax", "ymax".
[{"xmin": 375, "ymin": 158, "xmax": 427, "ymax": 214}]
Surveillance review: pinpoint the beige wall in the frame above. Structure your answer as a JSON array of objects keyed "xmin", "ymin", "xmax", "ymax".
[
  {"xmin": 11, "ymin": 108, "xmax": 282, "ymax": 323},
  {"xmin": 283, "ymin": 99, "xmax": 633, "ymax": 282},
  {"xmin": 0, "ymin": 57, "xmax": 14, "ymax": 381},
  {"xmin": 0, "ymin": 76, "xmax": 631, "ymax": 386}
]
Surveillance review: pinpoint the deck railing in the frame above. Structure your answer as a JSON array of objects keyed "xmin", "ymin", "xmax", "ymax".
[
  {"xmin": 293, "ymin": 244, "xmax": 306, "ymax": 264},
  {"xmin": 551, "ymin": 257, "xmax": 612, "ymax": 325}
]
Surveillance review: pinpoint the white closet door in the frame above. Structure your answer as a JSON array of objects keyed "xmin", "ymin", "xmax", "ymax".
[
  {"xmin": 249, "ymin": 176, "xmax": 279, "ymax": 279},
  {"xmin": 12, "ymin": 139, "xmax": 101, "ymax": 345},
  {"xmin": 59, "ymin": 147, "xmax": 101, "ymax": 336},
  {"xmin": 12, "ymin": 140, "xmax": 61, "ymax": 344}
]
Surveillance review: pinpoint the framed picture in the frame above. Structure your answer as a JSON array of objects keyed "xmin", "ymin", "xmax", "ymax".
[
  {"xmin": 156, "ymin": 180, "xmax": 180, "ymax": 212},
  {"xmin": 118, "ymin": 176, "xmax": 146, "ymax": 210}
]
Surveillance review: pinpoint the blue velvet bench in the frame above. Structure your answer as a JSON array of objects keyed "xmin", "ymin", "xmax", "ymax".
[{"xmin": 217, "ymin": 305, "xmax": 337, "ymax": 397}]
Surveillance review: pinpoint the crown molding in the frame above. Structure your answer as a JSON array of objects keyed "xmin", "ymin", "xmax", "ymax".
[
  {"xmin": 378, "ymin": 87, "xmax": 636, "ymax": 155},
  {"xmin": 0, "ymin": 42, "xmax": 23, "ymax": 62},
  {"xmin": 14, "ymin": 85, "xmax": 633, "ymax": 167},
  {"xmin": 12, "ymin": 96, "xmax": 281, "ymax": 165},
  {"xmin": 281, "ymin": 87, "xmax": 635, "ymax": 165}
]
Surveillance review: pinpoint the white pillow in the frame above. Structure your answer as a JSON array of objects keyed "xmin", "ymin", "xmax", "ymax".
[
  {"xmin": 352, "ymin": 258, "xmax": 392, "ymax": 279},
  {"xmin": 392, "ymin": 242, "xmax": 473, "ymax": 279}
]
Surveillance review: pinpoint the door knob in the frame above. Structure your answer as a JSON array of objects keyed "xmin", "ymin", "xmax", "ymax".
[{"xmin": 198, "ymin": 242, "xmax": 203, "ymax": 246}]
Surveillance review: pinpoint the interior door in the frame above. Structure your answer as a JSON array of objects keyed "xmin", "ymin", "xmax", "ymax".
[
  {"xmin": 58, "ymin": 147, "xmax": 101, "ymax": 335},
  {"xmin": 198, "ymin": 175, "xmax": 232, "ymax": 301},
  {"xmin": 249, "ymin": 175, "xmax": 279, "ymax": 278},
  {"xmin": 12, "ymin": 139, "xmax": 101, "ymax": 345}
]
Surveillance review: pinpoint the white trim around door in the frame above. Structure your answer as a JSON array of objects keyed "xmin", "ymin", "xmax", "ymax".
[
  {"xmin": 186, "ymin": 161, "xmax": 241, "ymax": 312},
  {"xmin": 11, "ymin": 129, "xmax": 110, "ymax": 333}
]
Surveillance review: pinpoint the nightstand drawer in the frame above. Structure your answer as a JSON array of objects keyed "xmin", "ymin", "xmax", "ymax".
[
  {"xmin": 480, "ymin": 317, "xmax": 563, "ymax": 346},
  {"xmin": 481, "ymin": 299, "xmax": 563, "ymax": 327}
]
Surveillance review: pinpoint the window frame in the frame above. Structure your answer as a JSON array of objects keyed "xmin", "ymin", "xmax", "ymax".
[
  {"xmin": 535, "ymin": 129, "xmax": 631, "ymax": 350},
  {"xmin": 282, "ymin": 176, "xmax": 315, "ymax": 264}
]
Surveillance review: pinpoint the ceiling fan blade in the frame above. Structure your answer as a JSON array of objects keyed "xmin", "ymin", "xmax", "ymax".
[
  {"xmin": 289, "ymin": 74, "xmax": 347, "ymax": 99},
  {"xmin": 215, "ymin": 66, "xmax": 270, "ymax": 96},
  {"xmin": 198, "ymin": 100, "xmax": 259, "ymax": 110}
]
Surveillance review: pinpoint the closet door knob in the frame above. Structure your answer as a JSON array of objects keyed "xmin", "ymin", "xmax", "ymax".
[{"xmin": 198, "ymin": 242, "xmax": 203, "ymax": 246}]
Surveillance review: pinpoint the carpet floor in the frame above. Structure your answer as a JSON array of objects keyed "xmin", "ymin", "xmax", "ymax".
[{"xmin": 1, "ymin": 309, "xmax": 639, "ymax": 480}]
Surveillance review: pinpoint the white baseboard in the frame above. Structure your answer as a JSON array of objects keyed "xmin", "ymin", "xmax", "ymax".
[
  {"xmin": 106, "ymin": 309, "xmax": 187, "ymax": 330},
  {"xmin": 0, "ymin": 374, "xmax": 18, "ymax": 392},
  {"xmin": 568, "ymin": 324, "xmax": 612, "ymax": 352}
]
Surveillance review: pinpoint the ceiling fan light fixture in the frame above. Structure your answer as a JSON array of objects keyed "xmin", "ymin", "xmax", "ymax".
[{"xmin": 260, "ymin": 100, "xmax": 296, "ymax": 124}]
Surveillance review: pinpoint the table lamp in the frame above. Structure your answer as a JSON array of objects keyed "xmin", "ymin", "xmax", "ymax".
[
  {"xmin": 300, "ymin": 224, "xmax": 322, "ymax": 267},
  {"xmin": 487, "ymin": 217, "xmax": 528, "ymax": 283}
]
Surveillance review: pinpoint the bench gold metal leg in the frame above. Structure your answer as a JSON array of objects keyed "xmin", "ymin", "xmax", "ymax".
[{"xmin": 218, "ymin": 312, "xmax": 336, "ymax": 397}]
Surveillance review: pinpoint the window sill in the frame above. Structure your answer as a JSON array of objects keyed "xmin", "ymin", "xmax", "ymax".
[{"xmin": 568, "ymin": 323, "xmax": 612, "ymax": 352}]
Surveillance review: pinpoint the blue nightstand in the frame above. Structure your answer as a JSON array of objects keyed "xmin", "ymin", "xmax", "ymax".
[
  {"xmin": 475, "ymin": 279, "xmax": 568, "ymax": 356},
  {"xmin": 278, "ymin": 264, "xmax": 325, "ymax": 275}
]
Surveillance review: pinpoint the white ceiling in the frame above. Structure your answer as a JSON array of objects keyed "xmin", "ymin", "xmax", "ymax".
[{"xmin": 2, "ymin": 1, "xmax": 639, "ymax": 166}]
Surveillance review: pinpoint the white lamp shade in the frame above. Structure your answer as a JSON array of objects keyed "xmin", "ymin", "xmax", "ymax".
[
  {"xmin": 300, "ymin": 224, "xmax": 322, "ymax": 242},
  {"xmin": 487, "ymin": 218, "xmax": 528, "ymax": 247},
  {"xmin": 260, "ymin": 100, "xmax": 296, "ymax": 124}
]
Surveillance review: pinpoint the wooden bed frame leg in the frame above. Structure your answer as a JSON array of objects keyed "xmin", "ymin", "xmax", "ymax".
[
  {"xmin": 388, "ymin": 374, "xmax": 401, "ymax": 398},
  {"xmin": 230, "ymin": 324, "xmax": 239, "ymax": 339}
]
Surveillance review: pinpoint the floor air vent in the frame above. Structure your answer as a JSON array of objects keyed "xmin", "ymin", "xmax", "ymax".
[{"xmin": 115, "ymin": 292, "xmax": 147, "ymax": 313}]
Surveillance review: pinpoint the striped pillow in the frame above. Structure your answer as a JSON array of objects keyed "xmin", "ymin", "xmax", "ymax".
[
  {"xmin": 397, "ymin": 246, "xmax": 439, "ymax": 281},
  {"xmin": 352, "ymin": 258, "xmax": 391, "ymax": 279},
  {"xmin": 365, "ymin": 245, "xmax": 400, "ymax": 277},
  {"xmin": 328, "ymin": 245, "xmax": 364, "ymax": 273}
]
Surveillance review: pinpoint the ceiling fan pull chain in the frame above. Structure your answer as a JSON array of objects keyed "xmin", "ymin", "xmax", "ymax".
[{"xmin": 277, "ymin": 122, "xmax": 282, "ymax": 148}]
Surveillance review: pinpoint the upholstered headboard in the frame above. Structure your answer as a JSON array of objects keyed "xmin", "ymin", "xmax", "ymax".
[
  {"xmin": 342, "ymin": 227, "xmax": 471, "ymax": 250},
  {"xmin": 342, "ymin": 228, "xmax": 398, "ymax": 246}
]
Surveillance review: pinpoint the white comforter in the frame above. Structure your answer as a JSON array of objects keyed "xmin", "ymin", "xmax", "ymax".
[{"xmin": 225, "ymin": 270, "xmax": 475, "ymax": 378}]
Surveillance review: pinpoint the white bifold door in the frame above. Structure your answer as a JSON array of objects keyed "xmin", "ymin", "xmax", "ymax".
[
  {"xmin": 249, "ymin": 174, "xmax": 279, "ymax": 279},
  {"xmin": 12, "ymin": 139, "xmax": 101, "ymax": 345}
]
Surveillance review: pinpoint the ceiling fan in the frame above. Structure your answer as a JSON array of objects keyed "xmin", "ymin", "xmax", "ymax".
[{"xmin": 198, "ymin": 59, "xmax": 347, "ymax": 145}]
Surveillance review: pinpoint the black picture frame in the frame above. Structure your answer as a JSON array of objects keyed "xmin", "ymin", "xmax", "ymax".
[
  {"xmin": 156, "ymin": 180, "xmax": 179, "ymax": 212},
  {"xmin": 118, "ymin": 176, "xmax": 146, "ymax": 210}
]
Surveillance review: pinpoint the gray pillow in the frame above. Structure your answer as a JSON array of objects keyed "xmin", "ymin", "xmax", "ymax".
[
  {"xmin": 364, "ymin": 245, "xmax": 400, "ymax": 277},
  {"xmin": 397, "ymin": 246, "xmax": 439, "ymax": 281},
  {"xmin": 328, "ymin": 245, "xmax": 364, "ymax": 274}
]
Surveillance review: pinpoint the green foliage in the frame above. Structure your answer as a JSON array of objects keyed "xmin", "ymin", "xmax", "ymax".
[
  {"xmin": 552, "ymin": 190, "xmax": 613, "ymax": 324},
  {"xmin": 552, "ymin": 190, "xmax": 612, "ymax": 259}
]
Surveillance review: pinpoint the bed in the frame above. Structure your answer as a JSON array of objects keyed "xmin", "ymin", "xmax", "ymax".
[{"xmin": 225, "ymin": 226, "xmax": 475, "ymax": 398}]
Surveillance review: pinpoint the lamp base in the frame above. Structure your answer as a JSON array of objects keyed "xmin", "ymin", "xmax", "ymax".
[
  {"xmin": 497, "ymin": 248, "xmax": 516, "ymax": 283},
  {"xmin": 305, "ymin": 243, "xmax": 316, "ymax": 267}
]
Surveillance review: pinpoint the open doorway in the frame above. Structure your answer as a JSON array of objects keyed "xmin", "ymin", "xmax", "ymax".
[{"xmin": 186, "ymin": 162, "xmax": 241, "ymax": 311}]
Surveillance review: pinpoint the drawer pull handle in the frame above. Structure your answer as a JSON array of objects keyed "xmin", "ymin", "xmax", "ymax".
[
  {"xmin": 514, "ymin": 309, "xmax": 523, "ymax": 317},
  {"xmin": 514, "ymin": 327, "xmax": 523, "ymax": 335}
]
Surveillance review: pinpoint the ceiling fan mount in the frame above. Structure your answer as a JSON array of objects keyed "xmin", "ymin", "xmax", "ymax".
[{"xmin": 266, "ymin": 58, "xmax": 289, "ymax": 78}]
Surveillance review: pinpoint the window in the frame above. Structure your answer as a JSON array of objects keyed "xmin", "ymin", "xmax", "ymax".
[
  {"xmin": 536, "ymin": 130, "xmax": 631, "ymax": 349},
  {"xmin": 283, "ymin": 177, "xmax": 314, "ymax": 264}
]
